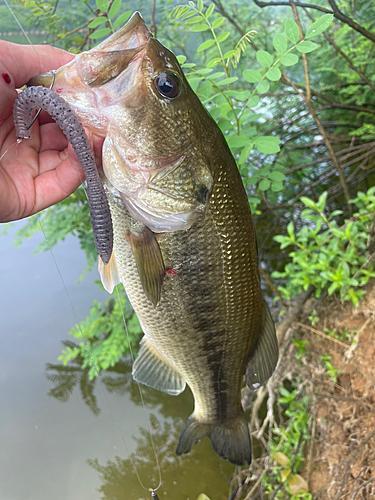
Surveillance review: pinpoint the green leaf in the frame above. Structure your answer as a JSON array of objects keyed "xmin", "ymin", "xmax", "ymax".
[
  {"xmin": 206, "ymin": 4, "xmax": 215, "ymax": 17},
  {"xmin": 300, "ymin": 196, "xmax": 317, "ymax": 209},
  {"xmin": 113, "ymin": 11, "xmax": 131, "ymax": 29},
  {"xmin": 268, "ymin": 171, "xmax": 285, "ymax": 182},
  {"xmin": 207, "ymin": 58, "xmax": 221, "ymax": 67},
  {"xmin": 259, "ymin": 179, "xmax": 271, "ymax": 190},
  {"xmin": 96, "ymin": 0, "xmax": 109, "ymax": 12},
  {"xmin": 280, "ymin": 53, "xmax": 299, "ymax": 66},
  {"xmin": 256, "ymin": 80, "xmax": 270, "ymax": 93},
  {"xmin": 287, "ymin": 221, "xmax": 295, "ymax": 238},
  {"xmin": 273, "ymin": 33, "xmax": 287, "ymax": 53},
  {"xmin": 247, "ymin": 96, "xmax": 260, "ymax": 108},
  {"xmin": 88, "ymin": 16, "xmax": 107, "ymax": 28},
  {"xmin": 266, "ymin": 67, "xmax": 281, "ymax": 81},
  {"xmin": 196, "ymin": 68, "xmax": 213, "ymax": 75},
  {"xmin": 243, "ymin": 69, "xmax": 262, "ymax": 83},
  {"xmin": 223, "ymin": 90, "xmax": 250, "ymax": 100},
  {"xmin": 223, "ymin": 49, "xmax": 234, "ymax": 58},
  {"xmin": 177, "ymin": 55, "xmax": 187, "ymax": 64},
  {"xmin": 239, "ymin": 146, "xmax": 251, "ymax": 165},
  {"xmin": 217, "ymin": 32, "xmax": 230, "ymax": 42},
  {"xmin": 197, "ymin": 0, "xmax": 203, "ymax": 11},
  {"xmin": 216, "ymin": 76, "xmax": 238, "ymax": 86},
  {"xmin": 190, "ymin": 24, "xmax": 210, "ymax": 32},
  {"xmin": 305, "ymin": 14, "xmax": 334, "ymax": 39},
  {"xmin": 254, "ymin": 136, "xmax": 281, "ymax": 154},
  {"xmin": 212, "ymin": 17, "xmax": 225, "ymax": 28},
  {"xmin": 296, "ymin": 41, "xmax": 319, "ymax": 53},
  {"xmin": 284, "ymin": 19, "xmax": 299, "ymax": 44},
  {"xmin": 256, "ymin": 50, "xmax": 273, "ymax": 68},
  {"xmin": 185, "ymin": 16, "xmax": 202, "ymax": 24},
  {"xmin": 171, "ymin": 5, "xmax": 191, "ymax": 19},
  {"xmin": 197, "ymin": 494, "xmax": 211, "ymax": 500},
  {"xmin": 226, "ymin": 135, "xmax": 251, "ymax": 148},
  {"xmin": 271, "ymin": 182, "xmax": 283, "ymax": 192},
  {"xmin": 246, "ymin": 177, "xmax": 259, "ymax": 186},
  {"xmin": 89, "ymin": 28, "xmax": 111, "ymax": 39},
  {"xmin": 208, "ymin": 71, "xmax": 225, "ymax": 79},
  {"xmin": 197, "ymin": 39, "xmax": 215, "ymax": 52},
  {"xmin": 109, "ymin": 0, "xmax": 121, "ymax": 19},
  {"xmin": 317, "ymin": 191, "xmax": 328, "ymax": 211}
]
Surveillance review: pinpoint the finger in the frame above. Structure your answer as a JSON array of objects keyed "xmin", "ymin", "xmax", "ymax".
[
  {"xmin": 39, "ymin": 122, "xmax": 68, "ymax": 153},
  {"xmin": 0, "ymin": 41, "xmax": 73, "ymax": 90},
  {"xmin": 37, "ymin": 110, "xmax": 57, "ymax": 126},
  {"xmin": 1, "ymin": 118, "xmax": 41, "ymax": 176},
  {"xmin": 32, "ymin": 156, "xmax": 84, "ymax": 214},
  {"xmin": 0, "ymin": 42, "xmax": 74, "ymax": 123}
]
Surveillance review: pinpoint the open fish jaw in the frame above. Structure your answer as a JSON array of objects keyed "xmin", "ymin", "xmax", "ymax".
[{"xmin": 29, "ymin": 13, "xmax": 212, "ymax": 232}]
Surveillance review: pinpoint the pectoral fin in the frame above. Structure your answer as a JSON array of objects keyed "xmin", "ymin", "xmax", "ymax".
[
  {"xmin": 245, "ymin": 302, "xmax": 278, "ymax": 391},
  {"xmin": 128, "ymin": 226, "xmax": 165, "ymax": 307},
  {"xmin": 98, "ymin": 251, "xmax": 121, "ymax": 293},
  {"xmin": 132, "ymin": 337, "xmax": 186, "ymax": 395}
]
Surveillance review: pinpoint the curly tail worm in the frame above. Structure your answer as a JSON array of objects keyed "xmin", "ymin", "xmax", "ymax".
[{"xmin": 13, "ymin": 86, "xmax": 113, "ymax": 265}]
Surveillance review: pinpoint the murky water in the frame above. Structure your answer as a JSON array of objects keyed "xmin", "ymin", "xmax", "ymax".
[{"xmin": 0, "ymin": 222, "xmax": 235, "ymax": 500}]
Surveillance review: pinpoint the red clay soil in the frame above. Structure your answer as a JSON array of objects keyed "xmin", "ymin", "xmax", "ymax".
[{"xmin": 303, "ymin": 283, "xmax": 375, "ymax": 499}]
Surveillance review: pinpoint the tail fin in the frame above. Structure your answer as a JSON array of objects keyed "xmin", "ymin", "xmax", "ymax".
[{"xmin": 176, "ymin": 412, "xmax": 251, "ymax": 466}]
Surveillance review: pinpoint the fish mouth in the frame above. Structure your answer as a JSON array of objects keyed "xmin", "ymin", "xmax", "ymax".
[
  {"xmin": 28, "ymin": 12, "xmax": 152, "ymax": 88},
  {"xmin": 96, "ymin": 11, "xmax": 152, "ymax": 51}
]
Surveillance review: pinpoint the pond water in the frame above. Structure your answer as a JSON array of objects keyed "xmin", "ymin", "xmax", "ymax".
[{"xmin": 0, "ymin": 222, "xmax": 235, "ymax": 500}]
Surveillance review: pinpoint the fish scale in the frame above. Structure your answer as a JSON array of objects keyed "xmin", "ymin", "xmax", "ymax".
[{"xmin": 26, "ymin": 12, "xmax": 278, "ymax": 465}]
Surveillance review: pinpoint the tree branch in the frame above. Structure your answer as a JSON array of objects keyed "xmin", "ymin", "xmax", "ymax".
[
  {"xmin": 327, "ymin": 0, "xmax": 375, "ymax": 44},
  {"xmin": 252, "ymin": 0, "xmax": 375, "ymax": 44},
  {"xmin": 150, "ymin": 0, "xmax": 157, "ymax": 37},
  {"xmin": 303, "ymin": 8, "xmax": 375, "ymax": 93},
  {"xmin": 252, "ymin": 0, "xmax": 332, "ymax": 14},
  {"xmin": 212, "ymin": 0, "xmax": 259, "ymax": 50}
]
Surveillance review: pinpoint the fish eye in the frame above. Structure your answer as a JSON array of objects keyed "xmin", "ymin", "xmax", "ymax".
[{"xmin": 154, "ymin": 72, "xmax": 180, "ymax": 100}]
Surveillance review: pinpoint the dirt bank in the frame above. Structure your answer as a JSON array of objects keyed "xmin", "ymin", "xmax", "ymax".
[{"xmin": 303, "ymin": 283, "xmax": 375, "ymax": 499}]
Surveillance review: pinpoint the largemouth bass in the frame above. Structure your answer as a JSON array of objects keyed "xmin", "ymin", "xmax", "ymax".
[{"xmin": 25, "ymin": 12, "xmax": 278, "ymax": 465}]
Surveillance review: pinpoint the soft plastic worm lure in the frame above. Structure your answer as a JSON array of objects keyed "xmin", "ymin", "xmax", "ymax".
[{"xmin": 13, "ymin": 85, "xmax": 113, "ymax": 265}]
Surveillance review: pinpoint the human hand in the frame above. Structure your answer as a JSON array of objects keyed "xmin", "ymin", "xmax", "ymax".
[{"xmin": 0, "ymin": 41, "xmax": 102, "ymax": 223}]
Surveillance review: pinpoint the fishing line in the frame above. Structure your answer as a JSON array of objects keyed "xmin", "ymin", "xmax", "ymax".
[
  {"xmin": 0, "ymin": 140, "xmax": 18, "ymax": 162},
  {"xmin": 4, "ymin": 1, "xmax": 163, "ymax": 494},
  {"xmin": 36, "ymin": 216, "xmax": 161, "ymax": 494},
  {"xmin": 4, "ymin": 0, "xmax": 49, "ymax": 73},
  {"xmin": 116, "ymin": 285, "xmax": 162, "ymax": 491}
]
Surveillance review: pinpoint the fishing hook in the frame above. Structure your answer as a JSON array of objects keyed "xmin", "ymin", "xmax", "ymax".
[{"xmin": 25, "ymin": 70, "xmax": 55, "ymax": 131}]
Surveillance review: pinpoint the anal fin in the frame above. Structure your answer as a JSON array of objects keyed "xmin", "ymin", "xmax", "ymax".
[
  {"xmin": 128, "ymin": 226, "xmax": 165, "ymax": 307},
  {"xmin": 245, "ymin": 301, "xmax": 278, "ymax": 391},
  {"xmin": 132, "ymin": 337, "xmax": 186, "ymax": 396}
]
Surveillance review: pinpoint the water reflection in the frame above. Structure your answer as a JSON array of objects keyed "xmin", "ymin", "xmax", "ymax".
[{"xmin": 46, "ymin": 354, "xmax": 235, "ymax": 500}]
